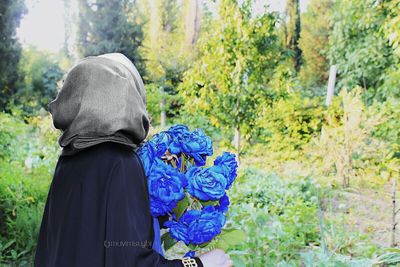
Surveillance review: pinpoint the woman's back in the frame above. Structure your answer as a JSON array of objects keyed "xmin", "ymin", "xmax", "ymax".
[{"xmin": 34, "ymin": 142, "xmax": 181, "ymax": 267}]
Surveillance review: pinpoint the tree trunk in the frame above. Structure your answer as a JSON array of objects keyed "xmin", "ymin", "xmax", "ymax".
[
  {"xmin": 233, "ymin": 126, "xmax": 241, "ymax": 165},
  {"xmin": 392, "ymin": 178, "xmax": 397, "ymax": 247},
  {"xmin": 285, "ymin": 0, "xmax": 302, "ymax": 71},
  {"xmin": 160, "ymin": 99, "xmax": 166, "ymax": 128},
  {"xmin": 325, "ymin": 65, "xmax": 337, "ymax": 106}
]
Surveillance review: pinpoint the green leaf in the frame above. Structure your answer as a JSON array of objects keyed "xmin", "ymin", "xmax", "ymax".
[
  {"xmin": 199, "ymin": 199, "xmax": 219, "ymax": 206},
  {"xmin": 188, "ymin": 244, "xmax": 198, "ymax": 250},
  {"xmin": 214, "ymin": 229, "xmax": 247, "ymax": 250},
  {"xmin": 161, "ymin": 232, "xmax": 178, "ymax": 251},
  {"xmin": 173, "ymin": 194, "xmax": 190, "ymax": 220},
  {"xmin": 231, "ymin": 255, "xmax": 247, "ymax": 267}
]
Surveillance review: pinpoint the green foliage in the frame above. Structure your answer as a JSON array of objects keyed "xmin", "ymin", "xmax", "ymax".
[
  {"xmin": 2, "ymin": 0, "xmax": 400, "ymax": 265},
  {"xmin": 0, "ymin": 0, "xmax": 26, "ymax": 110},
  {"xmin": 314, "ymin": 89, "xmax": 399, "ymax": 187},
  {"xmin": 205, "ymin": 167, "xmax": 386, "ymax": 266},
  {"xmin": 140, "ymin": 0, "xmax": 192, "ymax": 126},
  {"xmin": 76, "ymin": 0, "xmax": 145, "ymax": 73},
  {"xmin": 380, "ymin": 0, "xmax": 400, "ymax": 100},
  {"xmin": 218, "ymin": 167, "xmax": 316, "ymax": 265},
  {"xmin": 383, "ymin": 0, "xmax": 400, "ymax": 58},
  {"xmin": 299, "ymin": 0, "xmax": 333, "ymax": 94},
  {"xmin": 258, "ymin": 93, "xmax": 325, "ymax": 155},
  {"xmin": 0, "ymin": 112, "xmax": 58, "ymax": 264},
  {"xmin": 328, "ymin": 0, "xmax": 396, "ymax": 100},
  {"xmin": 11, "ymin": 46, "xmax": 64, "ymax": 116},
  {"xmin": 179, "ymin": 0, "xmax": 282, "ymax": 147}
]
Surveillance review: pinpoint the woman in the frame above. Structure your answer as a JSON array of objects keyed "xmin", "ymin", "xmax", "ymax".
[{"xmin": 34, "ymin": 53, "xmax": 232, "ymax": 267}]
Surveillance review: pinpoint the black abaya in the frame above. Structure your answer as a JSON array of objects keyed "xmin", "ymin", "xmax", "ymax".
[{"xmin": 34, "ymin": 142, "xmax": 203, "ymax": 267}]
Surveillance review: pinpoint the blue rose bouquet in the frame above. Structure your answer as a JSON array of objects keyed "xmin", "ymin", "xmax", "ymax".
[{"xmin": 137, "ymin": 124, "xmax": 240, "ymax": 253}]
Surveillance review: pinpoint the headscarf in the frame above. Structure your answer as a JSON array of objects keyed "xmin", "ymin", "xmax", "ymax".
[{"xmin": 48, "ymin": 53, "xmax": 150, "ymax": 156}]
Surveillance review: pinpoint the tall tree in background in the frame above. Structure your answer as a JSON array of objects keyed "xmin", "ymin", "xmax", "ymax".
[
  {"xmin": 179, "ymin": 0, "xmax": 281, "ymax": 161},
  {"xmin": 285, "ymin": 0, "xmax": 302, "ymax": 72},
  {"xmin": 0, "ymin": 0, "xmax": 26, "ymax": 111},
  {"xmin": 12, "ymin": 46, "xmax": 63, "ymax": 115},
  {"xmin": 76, "ymin": 0, "xmax": 145, "ymax": 73},
  {"xmin": 140, "ymin": 0, "xmax": 201, "ymax": 127},
  {"xmin": 63, "ymin": 0, "xmax": 75, "ymax": 59},
  {"xmin": 299, "ymin": 0, "xmax": 333, "ymax": 94},
  {"xmin": 381, "ymin": 0, "xmax": 400, "ymax": 100},
  {"xmin": 328, "ymin": 0, "xmax": 396, "ymax": 101}
]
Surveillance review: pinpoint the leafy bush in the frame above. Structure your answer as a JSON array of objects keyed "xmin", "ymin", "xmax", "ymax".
[
  {"xmin": 0, "ymin": 112, "xmax": 57, "ymax": 263},
  {"xmin": 258, "ymin": 93, "xmax": 326, "ymax": 154},
  {"xmin": 313, "ymin": 88, "xmax": 399, "ymax": 187},
  {"xmin": 222, "ymin": 167, "xmax": 320, "ymax": 266}
]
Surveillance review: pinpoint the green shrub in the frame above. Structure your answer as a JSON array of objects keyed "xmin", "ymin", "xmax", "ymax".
[
  {"xmin": 223, "ymin": 167, "xmax": 320, "ymax": 266},
  {"xmin": 0, "ymin": 112, "xmax": 57, "ymax": 263}
]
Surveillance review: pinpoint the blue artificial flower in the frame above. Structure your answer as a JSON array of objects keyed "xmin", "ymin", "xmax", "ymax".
[
  {"xmin": 150, "ymin": 131, "xmax": 172, "ymax": 157},
  {"xmin": 214, "ymin": 152, "xmax": 238, "ymax": 189},
  {"xmin": 167, "ymin": 124, "xmax": 190, "ymax": 136},
  {"xmin": 165, "ymin": 206, "xmax": 226, "ymax": 245},
  {"xmin": 147, "ymin": 159, "xmax": 187, "ymax": 216},
  {"xmin": 169, "ymin": 129, "xmax": 213, "ymax": 166},
  {"xmin": 186, "ymin": 205, "xmax": 226, "ymax": 245},
  {"xmin": 186, "ymin": 166, "xmax": 227, "ymax": 201},
  {"xmin": 165, "ymin": 210, "xmax": 200, "ymax": 245},
  {"xmin": 216, "ymin": 194, "xmax": 230, "ymax": 213},
  {"xmin": 137, "ymin": 141, "xmax": 157, "ymax": 176},
  {"xmin": 149, "ymin": 197, "xmax": 178, "ymax": 218}
]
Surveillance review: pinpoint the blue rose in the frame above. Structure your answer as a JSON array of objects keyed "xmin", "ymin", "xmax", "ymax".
[
  {"xmin": 214, "ymin": 152, "xmax": 238, "ymax": 189},
  {"xmin": 137, "ymin": 141, "xmax": 157, "ymax": 176},
  {"xmin": 164, "ymin": 125, "xmax": 189, "ymax": 156},
  {"xmin": 149, "ymin": 197, "xmax": 178, "ymax": 217},
  {"xmin": 167, "ymin": 124, "xmax": 189, "ymax": 136},
  {"xmin": 169, "ymin": 129, "xmax": 213, "ymax": 166},
  {"xmin": 165, "ymin": 210, "xmax": 201, "ymax": 245},
  {"xmin": 150, "ymin": 132, "xmax": 172, "ymax": 157},
  {"xmin": 148, "ymin": 160, "xmax": 187, "ymax": 216},
  {"xmin": 187, "ymin": 206, "xmax": 226, "ymax": 244},
  {"xmin": 186, "ymin": 166, "xmax": 227, "ymax": 201},
  {"xmin": 216, "ymin": 194, "xmax": 230, "ymax": 213},
  {"xmin": 165, "ymin": 206, "xmax": 226, "ymax": 245}
]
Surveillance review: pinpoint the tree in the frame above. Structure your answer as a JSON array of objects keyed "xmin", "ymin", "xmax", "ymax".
[
  {"xmin": 0, "ymin": 0, "xmax": 26, "ymax": 111},
  {"xmin": 140, "ymin": 0, "xmax": 201, "ymax": 127},
  {"xmin": 11, "ymin": 46, "xmax": 63, "ymax": 115},
  {"xmin": 384, "ymin": 0, "xmax": 400, "ymax": 57},
  {"xmin": 179, "ymin": 0, "xmax": 281, "ymax": 161},
  {"xmin": 285, "ymin": 0, "xmax": 302, "ymax": 72},
  {"xmin": 299, "ymin": 0, "xmax": 333, "ymax": 94},
  {"xmin": 62, "ymin": 0, "xmax": 75, "ymax": 59},
  {"xmin": 328, "ymin": 0, "xmax": 396, "ymax": 101},
  {"xmin": 381, "ymin": 0, "xmax": 400, "ymax": 100},
  {"xmin": 76, "ymin": 0, "xmax": 145, "ymax": 73}
]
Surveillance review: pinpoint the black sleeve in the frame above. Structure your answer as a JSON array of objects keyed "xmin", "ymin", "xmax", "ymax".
[{"xmin": 104, "ymin": 153, "xmax": 203, "ymax": 267}]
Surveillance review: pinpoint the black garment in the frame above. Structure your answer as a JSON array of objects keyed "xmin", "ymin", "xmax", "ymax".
[{"xmin": 34, "ymin": 142, "xmax": 203, "ymax": 267}]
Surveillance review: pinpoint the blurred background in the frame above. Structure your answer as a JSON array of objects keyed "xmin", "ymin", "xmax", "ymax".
[{"xmin": 0, "ymin": 0, "xmax": 399, "ymax": 266}]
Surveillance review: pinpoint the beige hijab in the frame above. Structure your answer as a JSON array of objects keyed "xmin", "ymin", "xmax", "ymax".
[{"xmin": 48, "ymin": 53, "xmax": 150, "ymax": 156}]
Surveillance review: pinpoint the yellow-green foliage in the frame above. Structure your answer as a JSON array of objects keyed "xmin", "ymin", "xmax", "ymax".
[
  {"xmin": 0, "ymin": 112, "xmax": 58, "ymax": 263},
  {"xmin": 258, "ymin": 93, "xmax": 325, "ymax": 155},
  {"xmin": 299, "ymin": 0, "xmax": 333, "ymax": 90},
  {"xmin": 313, "ymin": 88, "xmax": 399, "ymax": 187}
]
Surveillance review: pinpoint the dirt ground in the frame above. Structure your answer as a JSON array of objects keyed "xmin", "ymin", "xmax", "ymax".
[{"xmin": 324, "ymin": 184, "xmax": 394, "ymax": 249}]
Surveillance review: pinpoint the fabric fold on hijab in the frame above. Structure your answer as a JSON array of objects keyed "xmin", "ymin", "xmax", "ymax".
[{"xmin": 48, "ymin": 53, "xmax": 150, "ymax": 156}]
